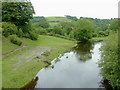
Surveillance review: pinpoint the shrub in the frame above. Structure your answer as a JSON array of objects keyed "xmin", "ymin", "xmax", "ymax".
[
  {"xmin": 2, "ymin": 22, "xmax": 18, "ymax": 37},
  {"xmin": 98, "ymin": 32, "xmax": 120, "ymax": 89},
  {"xmin": 17, "ymin": 28, "xmax": 24, "ymax": 37},
  {"xmin": 28, "ymin": 32, "xmax": 38, "ymax": 40},
  {"xmin": 10, "ymin": 35, "xmax": 23, "ymax": 46},
  {"xmin": 38, "ymin": 28, "xmax": 47, "ymax": 35},
  {"xmin": 104, "ymin": 30, "xmax": 110, "ymax": 36},
  {"xmin": 92, "ymin": 33, "xmax": 97, "ymax": 37},
  {"xmin": 98, "ymin": 31, "xmax": 105, "ymax": 37}
]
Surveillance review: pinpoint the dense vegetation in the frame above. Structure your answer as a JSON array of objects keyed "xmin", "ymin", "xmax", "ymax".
[
  {"xmin": 1, "ymin": 0, "xmax": 119, "ymax": 89},
  {"xmin": 98, "ymin": 19, "xmax": 119, "ymax": 89},
  {"xmin": 2, "ymin": 1, "xmax": 38, "ymax": 46},
  {"xmin": 73, "ymin": 18, "xmax": 94, "ymax": 41},
  {"xmin": 31, "ymin": 16, "xmax": 117, "ymax": 42},
  {"xmin": 98, "ymin": 32, "xmax": 120, "ymax": 89}
]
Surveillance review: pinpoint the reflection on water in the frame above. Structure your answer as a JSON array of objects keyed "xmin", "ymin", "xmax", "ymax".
[
  {"xmin": 34, "ymin": 41, "xmax": 104, "ymax": 88},
  {"xmin": 74, "ymin": 42, "xmax": 94, "ymax": 62}
]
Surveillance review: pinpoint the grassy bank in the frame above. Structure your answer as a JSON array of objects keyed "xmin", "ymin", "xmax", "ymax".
[{"xmin": 2, "ymin": 35, "xmax": 74, "ymax": 88}]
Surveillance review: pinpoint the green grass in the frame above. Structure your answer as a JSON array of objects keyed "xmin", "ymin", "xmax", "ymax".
[
  {"xmin": 45, "ymin": 16, "xmax": 72, "ymax": 27},
  {"xmin": 2, "ymin": 37, "xmax": 19, "ymax": 55},
  {"xmin": 2, "ymin": 35, "xmax": 74, "ymax": 88},
  {"xmin": 46, "ymin": 16, "xmax": 72, "ymax": 22}
]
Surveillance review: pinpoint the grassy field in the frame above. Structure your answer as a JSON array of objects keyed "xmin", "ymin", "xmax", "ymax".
[
  {"xmin": 45, "ymin": 16, "xmax": 72, "ymax": 27},
  {"xmin": 2, "ymin": 35, "xmax": 74, "ymax": 88},
  {"xmin": 2, "ymin": 37, "xmax": 19, "ymax": 55}
]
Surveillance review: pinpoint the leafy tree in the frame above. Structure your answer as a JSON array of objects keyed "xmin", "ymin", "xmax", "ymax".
[
  {"xmin": 80, "ymin": 17, "xmax": 111, "ymax": 31},
  {"xmin": 2, "ymin": 1, "xmax": 35, "ymax": 26},
  {"xmin": 109, "ymin": 19, "xmax": 118, "ymax": 31},
  {"xmin": 74, "ymin": 18, "xmax": 94, "ymax": 41},
  {"xmin": 59, "ymin": 21, "xmax": 74, "ymax": 35}
]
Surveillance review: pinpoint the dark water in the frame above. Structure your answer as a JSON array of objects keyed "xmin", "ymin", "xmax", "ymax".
[{"xmin": 34, "ymin": 42, "xmax": 105, "ymax": 88}]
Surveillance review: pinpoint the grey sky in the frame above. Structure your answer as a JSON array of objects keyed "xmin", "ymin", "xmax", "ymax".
[{"xmin": 31, "ymin": 0, "xmax": 119, "ymax": 19}]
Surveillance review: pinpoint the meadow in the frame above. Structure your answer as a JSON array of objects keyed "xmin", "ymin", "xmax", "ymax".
[{"xmin": 2, "ymin": 35, "xmax": 74, "ymax": 88}]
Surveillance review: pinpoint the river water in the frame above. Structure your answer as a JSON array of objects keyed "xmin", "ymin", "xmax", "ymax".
[{"xmin": 35, "ymin": 41, "xmax": 104, "ymax": 88}]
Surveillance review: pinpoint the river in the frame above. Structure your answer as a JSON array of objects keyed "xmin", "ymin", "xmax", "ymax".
[{"xmin": 34, "ymin": 41, "xmax": 105, "ymax": 88}]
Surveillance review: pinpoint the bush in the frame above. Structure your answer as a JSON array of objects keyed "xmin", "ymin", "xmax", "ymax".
[
  {"xmin": 92, "ymin": 33, "xmax": 97, "ymax": 37},
  {"xmin": 28, "ymin": 32, "xmax": 38, "ymax": 40},
  {"xmin": 17, "ymin": 28, "xmax": 24, "ymax": 37},
  {"xmin": 98, "ymin": 31, "xmax": 105, "ymax": 37},
  {"xmin": 2, "ymin": 22, "xmax": 18, "ymax": 37},
  {"xmin": 10, "ymin": 35, "xmax": 23, "ymax": 46},
  {"xmin": 98, "ymin": 32, "xmax": 120, "ymax": 89},
  {"xmin": 104, "ymin": 30, "xmax": 110, "ymax": 36}
]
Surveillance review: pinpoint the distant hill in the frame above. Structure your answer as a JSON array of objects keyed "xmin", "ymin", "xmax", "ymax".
[
  {"xmin": 31, "ymin": 16, "xmax": 47, "ymax": 23},
  {"xmin": 45, "ymin": 16, "xmax": 73, "ymax": 27},
  {"xmin": 31, "ymin": 16, "xmax": 73, "ymax": 27},
  {"xmin": 31, "ymin": 16, "xmax": 116, "ymax": 31}
]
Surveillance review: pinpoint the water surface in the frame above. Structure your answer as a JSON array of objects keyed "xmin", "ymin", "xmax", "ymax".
[{"xmin": 35, "ymin": 42, "xmax": 103, "ymax": 88}]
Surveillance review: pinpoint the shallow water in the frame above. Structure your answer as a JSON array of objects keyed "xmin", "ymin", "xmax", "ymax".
[{"xmin": 35, "ymin": 42, "xmax": 104, "ymax": 88}]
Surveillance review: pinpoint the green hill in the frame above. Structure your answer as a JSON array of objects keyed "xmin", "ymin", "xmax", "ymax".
[
  {"xmin": 31, "ymin": 16, "xmax": 72, "ymax": 27},
  {"xmin": 46, "ymin": 16, "xmax": 72, "ymax": 27}
]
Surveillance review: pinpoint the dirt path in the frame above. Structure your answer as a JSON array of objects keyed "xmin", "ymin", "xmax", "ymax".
[
  {"xmin": 12, "ymin": 46, "xmax": 51, "ymax": 70},
  {"xmin": 2, "ymin": 45, "xmax": 27, "ymax": 58}
]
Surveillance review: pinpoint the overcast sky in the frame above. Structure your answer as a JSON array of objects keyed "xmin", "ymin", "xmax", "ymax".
[{"xmin": 31, "ymin": 0, "xmax": 119, "ymax": 19}]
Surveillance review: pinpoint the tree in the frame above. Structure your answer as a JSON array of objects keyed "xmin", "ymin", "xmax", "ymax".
[
  {"xmin": 109, "ymin": 19, "xmax": 118, "ymax": 31},
  {"xmin": 59, "ymin": 21, "xmax": 74, "ymax": 35},
  {"xmin": 74, "ymin": 18, "xmax": 94, "ymax": 41},
  {"xmin": 2, "ymin": 1, "xmax": 35, "ymax": 26}
]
